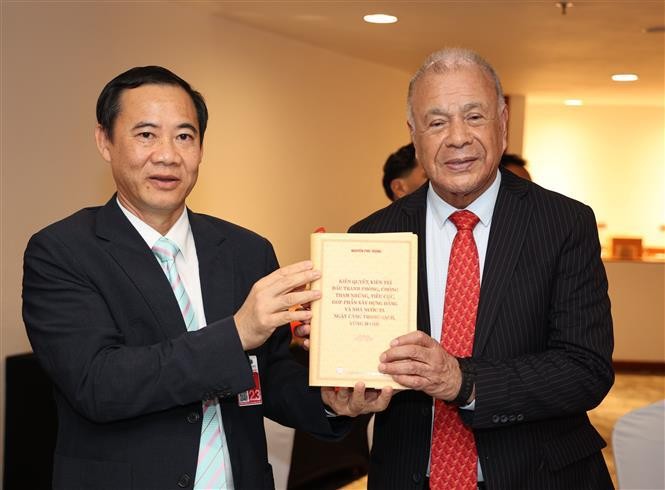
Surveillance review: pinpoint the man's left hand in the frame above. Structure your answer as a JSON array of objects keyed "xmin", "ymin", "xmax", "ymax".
[
  {"xmin": 378, "ymin": 331, "xmax": 462, "ymax": 401},
  {"xmin": 321, "ymin": 382, "xmax": 393, "ymax": 417}
]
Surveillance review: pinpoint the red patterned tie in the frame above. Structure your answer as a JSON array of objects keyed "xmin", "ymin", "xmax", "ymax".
[{"xmin": 430, "ymin": 210, "xmax": 480, "ymax": 490}]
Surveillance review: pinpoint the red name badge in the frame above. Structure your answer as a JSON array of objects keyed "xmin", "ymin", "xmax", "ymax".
[{"xmin": 238, "ymin": 355, "xmax": 262, "ymax": 407}]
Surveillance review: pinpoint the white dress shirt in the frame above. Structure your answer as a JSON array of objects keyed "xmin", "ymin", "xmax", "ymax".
[
  {"xmin": 424, "ymin": 170, "xmax": 502, "ymax": 481},
  {"xmin": 117, "ymin": 199, "xmax": 235, "ymax": 489}
]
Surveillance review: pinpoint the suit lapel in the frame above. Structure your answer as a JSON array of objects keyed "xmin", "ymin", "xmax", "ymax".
[
  {"xmin": 400, "ymin": 186, "xmax": 432, "ymax": 336},
  {"xmin": 188, "ymin": 212, "xmax": 234, "ymax": 323},
  {"xmin": 473, "ymin": 171, "xmax": 532, "ymax": 355},
  {"xmin": 95, "ymin": 196, "xmax": 190, "ymax": 339}
]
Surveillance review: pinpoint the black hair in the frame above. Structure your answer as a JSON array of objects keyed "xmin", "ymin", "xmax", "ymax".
[
  {"xmin": 382, "ymin": 143, "xmax": 417, "ymax": 201},
  {"xmin": 500, "ymin": 153, "xmax": 527, "ymax": 168},
  {"xmin": 96, "ymin": 65, "xmax": 208, "ymax": 145}
]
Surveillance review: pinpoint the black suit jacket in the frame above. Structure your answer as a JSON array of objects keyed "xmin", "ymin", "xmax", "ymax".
[
  {"xmin": 350, "ymin": 169, "xmax": 614, "ymax": 489},
  {"xmin": 22, "ymin": 197, "xmax": 342, "ymax": 490}
]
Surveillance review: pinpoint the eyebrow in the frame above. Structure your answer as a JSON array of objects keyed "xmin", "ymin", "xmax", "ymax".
[
  {"xmin": 177, "ymin": 123, "xmax": 199, "ymax": 135},
  {"xmin": 425, "ymin": 102, "xmax": 488, "ymax": 118},
  {"xmin": 132, "ymin": 122, "xmax": 158, "ymax": 131},
  {"xmin": 131, "ymin": 121, "xmax": 199, "ymax": 134}
]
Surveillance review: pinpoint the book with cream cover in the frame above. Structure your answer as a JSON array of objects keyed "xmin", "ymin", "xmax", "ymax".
[{"xmin": 309, "ymin": 232, "xmax": 417, "ymax": 389}]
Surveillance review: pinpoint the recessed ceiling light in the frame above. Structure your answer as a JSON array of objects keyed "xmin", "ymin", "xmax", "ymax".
[
  {"xmin": 564, "ymin": 99, "xmax": 583, "ymax": 106},
  {"xmin": 363, "ymin": 14, "xmax": 398, "ymax": 24},
  {"xmin": 555, "ymin": 2, "xmax": 574, "ymax": 15},
  {"xmin": 611, "ymin": 73, "xmax": 639, "ymax": 82}
]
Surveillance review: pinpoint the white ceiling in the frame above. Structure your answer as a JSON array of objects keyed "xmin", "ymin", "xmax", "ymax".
[{"xmin": 212, "ymin": 1, "xmax": 665, "ymax": 106}]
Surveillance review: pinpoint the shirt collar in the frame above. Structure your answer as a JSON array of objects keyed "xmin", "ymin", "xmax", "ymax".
[
  {"xmin": 116, "ymin": 198, "xmax": 191, "ymax": 259},
  {"xmin": 427, "ymin": 169, "xmax": 501, "ymax": 228}
]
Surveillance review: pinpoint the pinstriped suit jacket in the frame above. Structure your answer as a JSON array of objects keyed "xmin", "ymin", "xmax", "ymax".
[{"xmin": 350, "ymin": 169, "xmax": 614, "ymax": 490}]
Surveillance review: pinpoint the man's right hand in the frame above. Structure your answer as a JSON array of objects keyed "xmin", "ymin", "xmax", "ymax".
[{"xmin": 233, "ymin": 261, "xmax": 321, "ymax": 350}]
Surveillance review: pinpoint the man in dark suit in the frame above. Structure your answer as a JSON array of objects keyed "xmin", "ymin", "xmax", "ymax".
[
  {"xmin": 22, "ymin": 66, "xmax": 391, "ymax": 490},
  {"xmin": 382, "ymin": 143, "xmax": 428, "ymax": 202},
  {"xmin": 350, "ymin": 48, "xmax": 614, "ymax": 489}
]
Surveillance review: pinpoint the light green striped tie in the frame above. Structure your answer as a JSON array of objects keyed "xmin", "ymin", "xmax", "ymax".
[{"xmin": 152, "ymin": 237, "xmax": 228, "ymax": 489}]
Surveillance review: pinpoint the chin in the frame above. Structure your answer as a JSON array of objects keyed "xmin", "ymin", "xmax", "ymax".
[
  {"xmin": 438, "ymin": 176, "xmax": 476, "ymax": 193},
  {"xmin": 147, "ymin": 199, "xmax": 183, "ymax": 212}
]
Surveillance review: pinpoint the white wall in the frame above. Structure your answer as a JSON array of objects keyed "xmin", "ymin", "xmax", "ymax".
[
  {"xmin": 1, "ymin": 2, "xmax": 411, "ymax": 473},
  {"xmin": 523, "ymin": 102, "xmax": 665, "ymax": 250}
]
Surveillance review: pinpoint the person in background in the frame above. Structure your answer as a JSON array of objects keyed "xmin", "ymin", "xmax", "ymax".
[
  {"xmin": 499, "ymin": 152, "xmax": 531, "ymax": 181},
  {"xmin": 382, "ymin": 142, "xmax": 428, "ymax": 201},
  {"xmin": 348, "ymin": 48, "xmax": 614, "ymax": 489},
  {"xmin": 22, "ymin": 65, "xmax": 392, "ymax": 490}
]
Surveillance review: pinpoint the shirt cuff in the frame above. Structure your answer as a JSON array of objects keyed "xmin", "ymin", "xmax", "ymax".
[
  {"xmin": 460, "ymin": 399, "xmax": 476, "ymax": 410},
  {"xmin": 324, "ymin": 407, "xmax": 338, "ymax": 418}
]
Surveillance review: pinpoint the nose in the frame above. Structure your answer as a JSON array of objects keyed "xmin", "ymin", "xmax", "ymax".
[
  {"xmin": 443, "ymin": 117, "xmax": 473, "ymax": 148},
  {"xmin": 153, "ymin": 137, "xmax": 182, "ymax": 165}
]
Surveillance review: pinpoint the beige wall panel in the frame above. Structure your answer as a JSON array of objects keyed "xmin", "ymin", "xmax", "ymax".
[
  {"xmin": 605, "ymin": 261, "xmax": 665, "ymax": 362},
  {"xmin": 1, "ymin": 3, "xmax": 411, "ymax": 471}
]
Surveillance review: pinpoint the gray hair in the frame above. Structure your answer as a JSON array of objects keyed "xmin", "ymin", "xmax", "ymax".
[{"xmin": 406, "ymin": 47, "xmax": 506, "ymax": 126}]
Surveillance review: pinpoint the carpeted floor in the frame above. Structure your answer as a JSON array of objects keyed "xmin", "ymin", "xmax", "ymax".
[{"xmin": 340, "ymin": 371, "xmax": 665, "ymax": 489}]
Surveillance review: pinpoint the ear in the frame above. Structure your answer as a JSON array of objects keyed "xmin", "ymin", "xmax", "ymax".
[
  {"xmin": 94, "ymin": 124, "xmax": 113, "ymax": 163},
  {"xmin": 391, "ymin": 178, "xmax": 407, "ymax": 200},
  {"xmin": 500, "ymin": 104, "xmax": 509, "ymax": 153}
]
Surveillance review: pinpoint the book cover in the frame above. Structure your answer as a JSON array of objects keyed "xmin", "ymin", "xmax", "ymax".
[{"xmin": 309, "ymin": 232, "xmax": 417, "ymax": 389}]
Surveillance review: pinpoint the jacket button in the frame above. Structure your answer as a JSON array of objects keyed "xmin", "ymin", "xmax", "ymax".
[
  {"xmin": 177, "ymin": 474, "xmax": 191, "ymax": 488},
  {"xmin": 186, "ymin": 411, "xmax": 200, "ymax": 423},
  {"xmin": 492, "ymin": 415, "xmax": 500, "ymax": 423},
  {"xmin": 508, "ymin": 415, "xmax": 516, "ymax": 422},
  {"xmin": 412, "ymin": 473, "xmax": 422, "ymax": 483},
  {"xmin": 500, "ymin": 415, "xmax": 508, "ymax": 423},
  {"xmin": 517, "ymin": 414, "xmax": 524, "ymax": 421}
]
